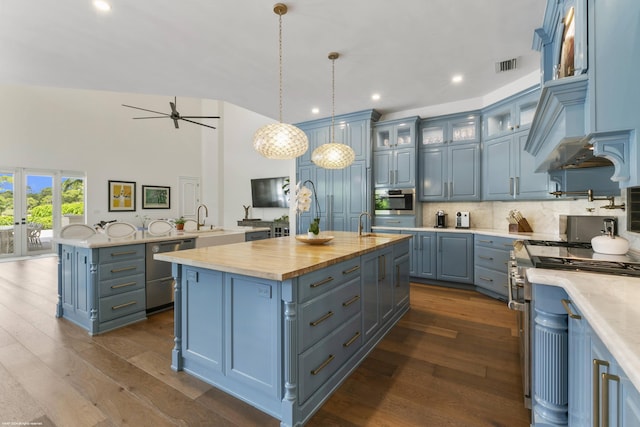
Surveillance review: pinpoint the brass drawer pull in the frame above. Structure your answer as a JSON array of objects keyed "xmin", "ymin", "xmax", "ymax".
[
  {"xmin": 110, "ymin": 266, "xmax": 137, "ymax": 273},
  {"xmin": 111, "ymin": 250, "xmax": 137, "ymax": 257},
  {"xmin": 342, "ymin": 295, "xmax": 360, "ymax": 307},
  {"xmin": 111, "ymin": 281, "xmax": 137, "ymax": 289},
  {"xmin": 477, "ymin": 239, "xmax": 493, "ymax": 244},
  {"xmin": 593, "ymin": 359, "xmax": 610, "ymax": 425},
  {"xmin": 478, "ymin": 255, "xmax": 494, "ymax": 260},
  {"xmin": 342, "ymin": 265, "xmax": 360, "ymax": 275},
  {"xmin": 311, "ymin": 354, "xmax": 335, "ymax": 376},
  {"xmin": 112, "ymin": 301, "xmax": 137, "ymax": 311},
  {"xmin": 310, "ymin": 311, "xmax": 334, "ymax": 327},
  {"xmin": 602, "ymin": 372, "xmax": 620, "ymax": 427},
  {"xmin": 343, "ymin": 331, "xmax": 361, "ymax": 348},
  {"xmin": 561, "ymin": 299, "xmax": 582, "ymax": 319},
  {"xmin": 479, "ymin": 276, "xmax": 493, "ymax": 282},
  {"xmin": 310, "ymin": 276, "xmax": 333, "ymax": 288}
]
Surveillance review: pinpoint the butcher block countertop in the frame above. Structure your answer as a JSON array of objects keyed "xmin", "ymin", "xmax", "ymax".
[{"xmin": 154, "ymin": 231, "xmax": 411, "ymax": 281}]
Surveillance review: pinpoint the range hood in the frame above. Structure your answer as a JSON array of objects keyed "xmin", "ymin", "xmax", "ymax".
[{"xmin": 525, "ymin": 75, "xmax": 630, "ymax": 182}]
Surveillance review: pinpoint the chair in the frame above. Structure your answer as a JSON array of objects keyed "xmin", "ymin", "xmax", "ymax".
[
  {"xmin": 147, "ymin": 219, "xmax": 173, "ymax": 236},
  {"xmin": 60, "ymin": 223, "xmax": 97, "ymax": 240},
  {"xmin": 27, "ymin": 223, "xmax": 43, "ymax": 247},
  {"xmin": 183, "ymin": 219, "xmax": 198, "ymax": 232},
  {"xmin": 105, "ymin": 222, "xmax": 137, "ymax": 238}
]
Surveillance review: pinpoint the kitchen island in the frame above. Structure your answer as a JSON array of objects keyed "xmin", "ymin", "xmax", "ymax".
[{"xmin": 154, "ymin": 231, "xmax": 411, "ymax": 427}]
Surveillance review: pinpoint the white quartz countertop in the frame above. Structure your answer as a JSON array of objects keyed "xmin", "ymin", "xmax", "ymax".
[
  {"xmin": 372, "ymin": 225, "xmax": 562, "ymax": 241},
  {"xmin": 53, "ymin": 226, "xmax": 269, "ymax": 248},
  {"xmin": 527, "ymin": 268, "xmax": 640, "ymax": 392}
]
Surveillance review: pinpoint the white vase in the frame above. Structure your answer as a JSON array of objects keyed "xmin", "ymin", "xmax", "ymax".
[{"xmin": 307, "ymin": 231, "xmax": 317, "ymax": 239}]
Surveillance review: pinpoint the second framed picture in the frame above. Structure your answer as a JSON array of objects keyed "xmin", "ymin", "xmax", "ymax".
[{"xmin": 142, "ymin": 185, "xmax": 171, "ymax": 209}]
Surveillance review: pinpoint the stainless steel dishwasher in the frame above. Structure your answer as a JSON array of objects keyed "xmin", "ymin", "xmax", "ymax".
[{"xmin": 146, "ymin": 238, "xmax": 195, "ymax": 313}]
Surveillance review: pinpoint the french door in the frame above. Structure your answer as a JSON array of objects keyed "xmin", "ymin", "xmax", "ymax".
[{"xmin": 0, "ymin": 168, "xmax": 85, "ymax": 258}]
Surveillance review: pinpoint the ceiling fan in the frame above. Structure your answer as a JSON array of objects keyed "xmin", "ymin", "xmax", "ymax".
[{"xmin": 122, "ymin": 97, "xmax": 220, "ymax": 129}]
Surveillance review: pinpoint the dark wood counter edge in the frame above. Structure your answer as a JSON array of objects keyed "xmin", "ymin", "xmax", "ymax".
[{"xmin": 154, "ymin": 233, "xmax": 412, "ymax": 281}]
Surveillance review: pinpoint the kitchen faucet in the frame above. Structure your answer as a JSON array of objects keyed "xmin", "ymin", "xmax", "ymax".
[
  {"xmin": 358, "ymin": 212, "xmax": 372, "ymax": 236},
  {"xmin": 197, "ymin": 204, "xmax": 209, "ymax": 230}
]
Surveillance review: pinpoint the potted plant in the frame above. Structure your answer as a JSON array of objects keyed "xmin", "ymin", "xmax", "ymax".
[
  {"xmin": 308, "ymin": 217, "xmax": 320, "ymax": 238},
  {"xmin": 174, "ymin": 216, "xmax": 186, "ymax": 230}
]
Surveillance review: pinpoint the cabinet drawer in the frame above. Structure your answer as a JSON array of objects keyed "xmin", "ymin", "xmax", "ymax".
[
  {"xmin": 98, "ymin": 244, "xmax": 145, "ymax": 264},
  {"xmin": 298, "ymin": 257, "xmax": 361, "ymax": 303},
  {"xmin": 474, "ymin": 266, "xmax": 508, "ymax": 296},
  {"xmin": 99, "ymin": 258, "xmax": 145, "ymax": 281},
  {"xmin": 474, "ymin": 235, "xmax": 514, "ymax": 250},
  {"xmin": 99, "ymin": 288, "xmax": 146, "ymax": 322},
  {"xmin": 299, "ymin": 278, "xmax": 361, "ymax": 352},
  {"xmin": 99, "ymin": 273, "xmax": 145, "ymax": 297},
  {"xmin": 298, "ymin": 313, "xmax": 362, "ymax": 403},
  {"xmin": 474, "ymin": 246, "xmax": 510, "ymax": 271}
]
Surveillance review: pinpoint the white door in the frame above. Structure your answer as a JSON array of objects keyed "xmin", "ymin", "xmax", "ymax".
[{"xmin": 178, "ymin": 176, "xmax": 200, "ymax": 219}]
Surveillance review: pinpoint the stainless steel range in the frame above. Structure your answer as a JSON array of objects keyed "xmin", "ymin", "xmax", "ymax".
[{"xmin": 508, "ymin": 239, "xmax": 640, "ymax": 409}]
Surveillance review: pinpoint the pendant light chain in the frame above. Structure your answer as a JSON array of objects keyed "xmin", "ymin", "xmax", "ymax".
[
  {"xmin": 278, "ymin": 10, "xmax": 283, "ymax": 123},
  {"xmin": 331, "ymin": 55, "xmax": 335, "ymax": 143}
]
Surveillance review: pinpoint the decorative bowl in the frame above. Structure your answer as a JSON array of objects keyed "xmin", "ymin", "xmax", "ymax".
[{"xmin": 295, "ymin": 235, "xmax": 334, "ymax": 245}]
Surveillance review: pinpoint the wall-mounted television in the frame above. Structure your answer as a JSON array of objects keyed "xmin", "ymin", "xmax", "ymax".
[{"xmin": 251, "ymin": 176, "xmax": 289, "ymax": 208}]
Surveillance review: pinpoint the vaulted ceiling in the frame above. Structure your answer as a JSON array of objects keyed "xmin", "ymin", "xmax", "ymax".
[{"xmin": 0, "ymin": 0, "xmax": 545, "ymax": 123}]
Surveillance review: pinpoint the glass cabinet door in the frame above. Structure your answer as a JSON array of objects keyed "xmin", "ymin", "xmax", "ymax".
[
  {"xmin": 375, "ymin": 124, "xmax": 394, "ymax": 150},
  {"xmin": 421, "ymin": 121, "xmax": 446, "ymax": 146},
  {"xmin": 395, "ymin": 122, "xmax": 414, "ymax": 147},
  {"xmin": 485, "ymin": 106, "xmax": 513, "ymax": 139},
  {"xmin": 450, "ymin": 115, "xmax": 480, "ymax": 143}
]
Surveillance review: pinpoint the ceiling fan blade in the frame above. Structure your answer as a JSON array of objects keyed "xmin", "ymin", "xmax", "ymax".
[
  {"xmin": 170, "ymin": 100, "xmax": 178, "ymax": 115},
  {"xmin": 180, "ymin": 116, "xmax": 221, "ymax": 119},
  {"xmin": 180, "ymin": 117, "xmax": 217, "ymax": 129},
  {"xmin": 133, "ymin": 116, "xmax": 170, "ymax": 119},
  {"xmin": 173, "ymin": 118, "xmax": 180, "ymax": 129},
  {"xmin": 122, "ymin": 104, "xmax": 168, "ymax": 116}
]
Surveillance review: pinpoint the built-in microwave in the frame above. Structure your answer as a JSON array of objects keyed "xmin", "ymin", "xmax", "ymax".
[{"xmin": 374, "ymin": 188, "xmax": 415, "ymax": 215}]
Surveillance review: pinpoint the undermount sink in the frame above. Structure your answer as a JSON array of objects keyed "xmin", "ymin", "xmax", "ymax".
[{"xmin": 186, "ymin": 226, "xmax": 224, "ymax": 233}]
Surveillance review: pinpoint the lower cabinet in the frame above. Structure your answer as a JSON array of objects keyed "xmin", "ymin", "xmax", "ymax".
[
  {"xmin": 362, "ymin": 246, "xmax": 394, "ymax": 341},
  {"xmin": 532, "ymin": 283, "xmax": 640, "ymax": 426},
  {"xmin": 474, "ymin": 234, "xmax": 514, "ymax": 299},
  {"xmin": 58, "ymin": 243, "xmax": 147, "ymax": 335}
]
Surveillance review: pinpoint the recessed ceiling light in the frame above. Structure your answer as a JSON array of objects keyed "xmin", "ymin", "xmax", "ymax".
[
  {"xmin": 452, "ymin": 74, "xmax": 463, "ymax": 84},
  {"xmin": 93, "ymin": 1, "xmax": 111, "ymax": 12},
  {"xmin": 311, "ymin": 107, "xmax": 319, "ymax": 114},
  {"xmin": 371, "ymin": 93, "xmax": 381, "ymax": 101}
]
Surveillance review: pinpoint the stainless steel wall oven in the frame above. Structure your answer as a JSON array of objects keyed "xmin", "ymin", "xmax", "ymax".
[{"xmin": 374, "ymin": 188, "xmax": 415, "ymax": 215}]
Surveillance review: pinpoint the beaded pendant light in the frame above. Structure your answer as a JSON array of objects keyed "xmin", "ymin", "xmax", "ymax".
[
  {"xmin": 253, "ymin": 3, "xmax": 309, "ymax": 160},
  {"xmin": 311, "ymin": 52, "xmax": 355, "ymax": 169}
]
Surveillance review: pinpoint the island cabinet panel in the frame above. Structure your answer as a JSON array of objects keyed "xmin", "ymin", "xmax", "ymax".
[
  {"xmin": 297, "ymin": 257, "xmax": 361, "ymax": 303},
  {"xmin": 182, "ymin": 269, "xmax": 223, "ymax": 374}
]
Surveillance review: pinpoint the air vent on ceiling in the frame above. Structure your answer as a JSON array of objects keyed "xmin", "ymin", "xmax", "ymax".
[{"xmin": 495, "ymin": 58, "xmax": 518, "ymax": 73}]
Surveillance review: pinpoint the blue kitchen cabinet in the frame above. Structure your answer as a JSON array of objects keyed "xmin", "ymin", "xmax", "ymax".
[
  {"xmin": 362, "ymin": 246, "xmax": 394, "ymax": 341},
  {"xmin": 527, "ymin": 0, "xmax": 640, "ymax": 188},
  {"xmin": 531, "ymin": 283, "xmax": 640, "ymax": 426},
  {"xmin": 373, "ymin": 117, "xmax": 419, "ymax": 188},
  {"xmin": 404, "ymin": 230, "xmax": 437, "ymax": 280},
  {"xmin": 482, "ymin": 87, "xmax": 553, "ymax": 201},
  {"xmin": 393, "ymin": 249, "xmax": 410, "ymax": 310},
  {"xmin": 474, "ymin": 234, "xmax": 514, "ymax": 300},
  {"xmin": 437, "ymin": 232, "xmax": 474, "ymax": 284},
  {"xmin": 419, "ymin": 112, "xmax": 481, "ymax": 202},
  {"xmin": 296, "ymin": 110, "xmax": 380, "ymax": 234}
]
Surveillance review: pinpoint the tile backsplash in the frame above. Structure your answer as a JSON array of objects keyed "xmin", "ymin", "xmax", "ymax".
[{"xmin": 420, "ymin": 192, "xmax": 639, "ymax": 250}]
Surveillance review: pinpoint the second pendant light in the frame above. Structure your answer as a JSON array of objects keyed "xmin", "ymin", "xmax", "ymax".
[{"xmin": 311, "ymin": 52, "xmax": 355, "ymax": 169}]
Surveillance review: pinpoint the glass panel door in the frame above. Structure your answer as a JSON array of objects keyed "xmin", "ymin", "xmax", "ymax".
[
  {"xmin": 0, "ymin": 171, "xmax": 16, "ymax": 257},
  {"xmin": 25, "ymin": 172, "xmax": 54, "ymax": 255}
]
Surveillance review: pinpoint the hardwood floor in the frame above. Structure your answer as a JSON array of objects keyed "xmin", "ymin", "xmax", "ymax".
[{"xmin": 0, "ymin": 256, "xmax": 530, "ymax": 426}]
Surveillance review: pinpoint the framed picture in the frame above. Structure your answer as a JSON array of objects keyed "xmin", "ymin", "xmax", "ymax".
[
  {"xmin": 142, "ymin": 185, "xmax": 171, "ymax": 209},
  {"xmin": 108, "ymin": 180, "xmax": 136, "ymax": 212}
]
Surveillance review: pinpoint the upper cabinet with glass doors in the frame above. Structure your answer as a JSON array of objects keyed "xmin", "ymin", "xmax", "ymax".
[
  {"xmin": 420, "ymin": 112, "xmax": 480, "ymax": 146},
  {"xmin": 483, "ymin": 90, "xmax": 539, "ymax": 140},
  {"xmin": 374, "ymin": 117, "xmax": 418, "ymax": 151}
]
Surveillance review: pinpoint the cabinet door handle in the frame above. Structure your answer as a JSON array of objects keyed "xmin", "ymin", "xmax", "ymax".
[
  {"xmin": 310, "ymin": 276, "xmax": 333, "ymax": 288},
  {"xmin": 449, "ymin": 182, "xmax": 453, "ymax": 198},
  {"xmin": 309, "ymin": 311, "xmax": 334, "ymax": 327},
  {"xmin": 561, "ymin": 299, "xmax": 582, "ymax": 319},
  {"xmin": 478, "ymin": 255, "xmax": 494, "ymax": 261},
  {"xmin": 478, "ymin": 276, "xmax": 493, "ymax": 282},
  {"xmin": 343, "ymin": 331, "xmax": 361, "ymax": 348},
  {"xmin": 311, "ymin": 354, "xmax": 335, "ymax": 376},
  {"xmin": 342, "ymin": 295, "xmax": 360, "ymax": 307},
  {"xmin": 509, "ymin": 177, "xmax": 514, "ymax": 196},
  {"xmin": 389, "ymin": 170, "xmax": 393, "ymax": 185},
  {"xmin": 514, "ymin": 176, "xmax": 520, "ymax": 195},
  {"xmin": 593, "ymin": 359, "xmax": 610, "ymax": 426},
  {"xmin": 602, "ymin": 373, "xmax": 620, "ymax": 427},
  {"xmin": 477, "ymin": 239, "xmax": 493, "ymax": 244},
  {"xmin": 112, "ymin": 301, "xmax": 137, "ymax": 311},
  {"xmin": 396, "ymin": 264, "xmax": 400, "ymax": 287},
  {"xmin": 342, "ymin": 265, "xmax": 360, "ymax": 275}
]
